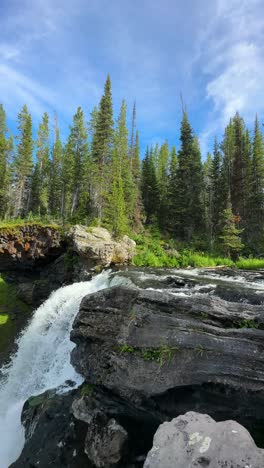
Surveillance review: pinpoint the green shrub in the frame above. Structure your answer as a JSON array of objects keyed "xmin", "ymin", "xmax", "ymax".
[{"xmin": 235, "ymin": 258, "xmax": 264, "ymax": 270}]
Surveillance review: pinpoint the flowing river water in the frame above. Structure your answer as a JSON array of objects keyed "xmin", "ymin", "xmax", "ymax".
[{"xmin": 0, "ymin": 267, "xmax": 264, "ymax": 467}]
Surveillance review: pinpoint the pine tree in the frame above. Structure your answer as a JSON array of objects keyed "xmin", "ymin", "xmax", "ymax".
[
  {"xmin": 91, "ymin": 75, "xmax": 114, "ymax": 222},
  {"xmin": 88, "ymin": 106, "xmax": 98, "ymax": 141},
  {"xmin": 0, "ymin": 105, "xmax": 10, "ymax": 218},
  {"xmin": 33, "ymin": 112, "xmax": 50, "ymax": 215},
  {"xmin": 157, "ymin": 141, "xmax": 169, "ymax": 231},
  {"xmin": 231, "ymin": 113, "xmax": 250, "ymax": 224},
  {"xmin": 49, "ymin": 115, "xmax": 63, "ymax": 217},
  {"xmin": 172, "ymin": 112, "xmax": 204, "ymax": 242},
  {"xmin": 129, "ymin": 101, "xmax": 136, "ymax": 163},
  {"xmin": 14, "ymin": 105, "xmax": 33, "ymax": 217},
  {"xmin": 219, "ymin": 200, "xmax": 244, "ymax": 259},
  {"xmin": 203, "ymin": 153, "xmax": 213, "ymax": 248},
  {"xmin": 141, "ymin": 147, "xmax": 160, "ymax": 224},
  {"xmin": 131, "ymin": 130, "xmax": 143, "ymax": 231},
  {"xmin": 167, "ymin": 145, "xmax": 178, "ymax": 233},
  {"xmin": 67, "ymin": 107, "xmax": 89, "ymax": 218},
  {"xmin": 61, "ymin": 143, "xmax": 73, "ymax": 220},
  {"xmin": 106, "ymin": 102, "xmax": 129, "ymax": 236},
  {"xmin": 115, "ymin": 100, "xmax": 135, "ymax": 223},
  {"xmin": 211, "ymin": 138, "xmax": 222, "ymax": 239},
  {"xmin": 248, "ymin": 115, "xmax": 264, "ymax": 252},
  {"xmin": 219, "ymin": 120, "xmax": 234, "ymax": 222}
]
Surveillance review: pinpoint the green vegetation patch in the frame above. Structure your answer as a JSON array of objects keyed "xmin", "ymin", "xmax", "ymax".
[
  {"xmin": 80, "ymin": 383, "xmax": 94, "ymax": 397},
  {"xmin": 0, "ymin": 275, "xmax": 30, "ymax": 355},
  {"xmin": 119, "ymin": 343, "xmax": 180, "ymax": 367},
  {"xmin": 28, "ymin": 394, "xmax": 46, "ymax": 408},
  {"xmin": 132, "ymin": 234, "xmax": 264, "ymax": 270},
  {"xmin": 0, "ymin": 315, "xmax": 8, "ymax": 325}
]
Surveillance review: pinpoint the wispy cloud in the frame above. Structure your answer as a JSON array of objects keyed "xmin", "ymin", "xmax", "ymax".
[{"xmin": 198, "ymin": 0, "xmax": 264, "ymax": 153}]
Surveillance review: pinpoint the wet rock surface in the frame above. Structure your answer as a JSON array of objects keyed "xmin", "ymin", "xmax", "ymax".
[
  {"xmin": 10, "ymin": 387, "xmax": 90, "ymax": 468},
  {"xmin": 12, "ymin": 267, "xmax": 264, "ymax": 467},
  {"xmin": 144, "ymin": 411, "xmax": 264, "ymax": 468},
  {"xmin": 71, "ymin": 285, "xmax": 264, "ymax": 397}
]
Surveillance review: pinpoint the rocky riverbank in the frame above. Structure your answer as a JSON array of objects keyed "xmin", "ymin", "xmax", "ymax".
[
  {"xmin": 12, "ymin": 268, "xmax": 264, "ymax": 467},
  {"xmin": 0, "ymin": 224, "xmax": 136, "ymax": 307}
]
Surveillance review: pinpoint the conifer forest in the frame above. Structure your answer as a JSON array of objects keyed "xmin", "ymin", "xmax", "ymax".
[{"xmin": 1, "ymin": 75, "xmax": 264, "ymax": 259}]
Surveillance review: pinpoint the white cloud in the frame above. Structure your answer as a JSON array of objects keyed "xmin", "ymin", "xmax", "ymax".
[{"xmin": 198, "ymin": 0, "xmax": 264, "ymax": 153}]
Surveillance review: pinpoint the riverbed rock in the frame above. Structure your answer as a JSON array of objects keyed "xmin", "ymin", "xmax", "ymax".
[
  {"xmin": 144, "ymin": 411, "xmax": 264, "ymax": 468},
  {"xmin": 71, "ymin": 284, "xmax": 264, "ymax": 441},
  {"xmin": 85, "ymin": 415, "xmax": 128, "ymax": 467},
  {"xmin": 71, "ymin": 285, "xmax": 264, "ymax": 398},
  {"xmin": 10, "ymin": 387, "xmax": 90, "ymax": 468},
  {"xmin": 68, "ymin": 225, "xmax": 136, "ymax": 268}
]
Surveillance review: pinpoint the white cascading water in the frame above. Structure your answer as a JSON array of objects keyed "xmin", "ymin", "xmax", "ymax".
[{"xmin": 0, "ymin": 271, "xmax": 113, "ymax": 468}]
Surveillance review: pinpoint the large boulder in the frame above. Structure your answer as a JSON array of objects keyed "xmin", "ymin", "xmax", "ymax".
[
  {"xmin": 71, "ymin": 285, "xmax": 264, "ymax": 440},
  {"xmin": 71, "ymin": 286, "xmax": 264, "ymax": 399},
  {"xmin": 68, "ymin": 225, "xmax": 136, "ymax": 269},
  {"xmin": 144, "ymin": 411, "xmax": 264, "ymax": 468}
]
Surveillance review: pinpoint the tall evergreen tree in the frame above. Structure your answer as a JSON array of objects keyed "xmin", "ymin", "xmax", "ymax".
[
  {"xmin": 172, "ymin": 112, "xmax": 204, "ymax": 241},
  {"xmin": 49, "ymin": 116, "xmax": 63, "ymax": 217},
  {"xmin": 14, "ymin": 105, "xmax": 33, "ymax": 217},
  {"xmin": 157, "ymin": 141, "xmax": 169, "ymax": 231},
  {"xmin": 203, "ymin": 153, "xmax": 213, "ymax": 248},
  {"xmin": 211, "ymin": 138, "xmax": 222, "ymax": 239},
  {"xmin": 141, "ymin": 147, "xmax": 160, "ymax": 224},
  {"xmin": 91, "ymin": 75, "xmax": 114, "ymax": 222},
  {"xmin": 129, "ymin": 101, "xmax": 136, "ymax": 163},
  {"xmin": 32, "ymin": 112, "xmax": 50, "ymax": 215},
  {"xmin": 219, "ymin": 200, "xmax": 244, "ymax": 260},
  {"xmin": 106, "ymin": 102, "xmax": 129, "ymax": 236},
  {"xmin": 248, "ymin": 115, "xmax": 264, "ymax": 251},
  {"xmin": 67, "ymin": 107, "xmax": 89, "ymax": 217},
  {"xmin": 0, "ymin": 105, "xmax": 11, "ymax": 218},
  {"xmin": 231, "ymin": 113, "xmax": 250, "ymax": 224}
]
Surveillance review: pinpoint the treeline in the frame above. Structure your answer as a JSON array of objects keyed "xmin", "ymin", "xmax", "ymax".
[{"xmin": 0, "ymin": 75, "xmax": 264, "ymax": 256}]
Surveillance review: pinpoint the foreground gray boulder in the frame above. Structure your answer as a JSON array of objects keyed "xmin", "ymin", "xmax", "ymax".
[{"xmin": 144, "ymin": 411, "xmax": 264, "ymax": 468}]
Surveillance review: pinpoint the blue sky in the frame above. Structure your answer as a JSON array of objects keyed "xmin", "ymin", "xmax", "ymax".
[{"xmin": 0, "ymin": 0, "xmax": 263, "ymax": 157}]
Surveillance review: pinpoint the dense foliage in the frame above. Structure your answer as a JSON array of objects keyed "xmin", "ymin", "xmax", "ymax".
[{"xmin": 1, "ymin": 76, "xmax": 264, "ymax": 257}]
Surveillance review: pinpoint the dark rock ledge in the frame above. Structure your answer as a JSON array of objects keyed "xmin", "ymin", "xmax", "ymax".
[{"xmin": 12, "ymin": 285, "xmax": 264, "ymax": 467}]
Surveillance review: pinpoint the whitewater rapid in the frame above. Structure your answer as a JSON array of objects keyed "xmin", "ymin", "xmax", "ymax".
[{"xmin": 0, "ymin": 271, "xmax": 113, "ymax": 468}]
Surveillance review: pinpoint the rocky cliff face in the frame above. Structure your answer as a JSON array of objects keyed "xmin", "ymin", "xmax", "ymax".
[
  {"xmin": 13, "ymin": 271, "xmax": 264, "ymax": 468},
  {"xmin": 0, "ymin": 224, "xmax": 136, "ymax": 306},
  {"xmin": 0, "ymin": 224, "xmax": 63, "ymax": 271}
]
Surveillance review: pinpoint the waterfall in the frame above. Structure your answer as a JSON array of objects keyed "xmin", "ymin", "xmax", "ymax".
[{"xmin": 0, "ymin": 271, "xmax": 113, "ymax": 468}]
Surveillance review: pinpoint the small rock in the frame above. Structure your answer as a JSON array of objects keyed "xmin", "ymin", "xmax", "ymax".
[{"xmin": 85, "ymin": 414, "xmax": 128, "ymax": 467}]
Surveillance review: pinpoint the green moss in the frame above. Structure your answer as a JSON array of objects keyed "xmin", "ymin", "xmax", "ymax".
[
  {"xmin": 0, "ymin": 315, "xmax": 8, "ymax": 325},
  {"xmin": 28, "ymin": 394, "xmax": 46, "ymax": 408},
  {"xmin": 0, "ymin": 275, "xmax": 30, "ymax": 354},
  {"xmin": 0, "ymin": 219, "xmax": 60, "ymax": 231},
  {"xmin": 80, "ymin": 383, "xmax": 94, "ymax": 397}
]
